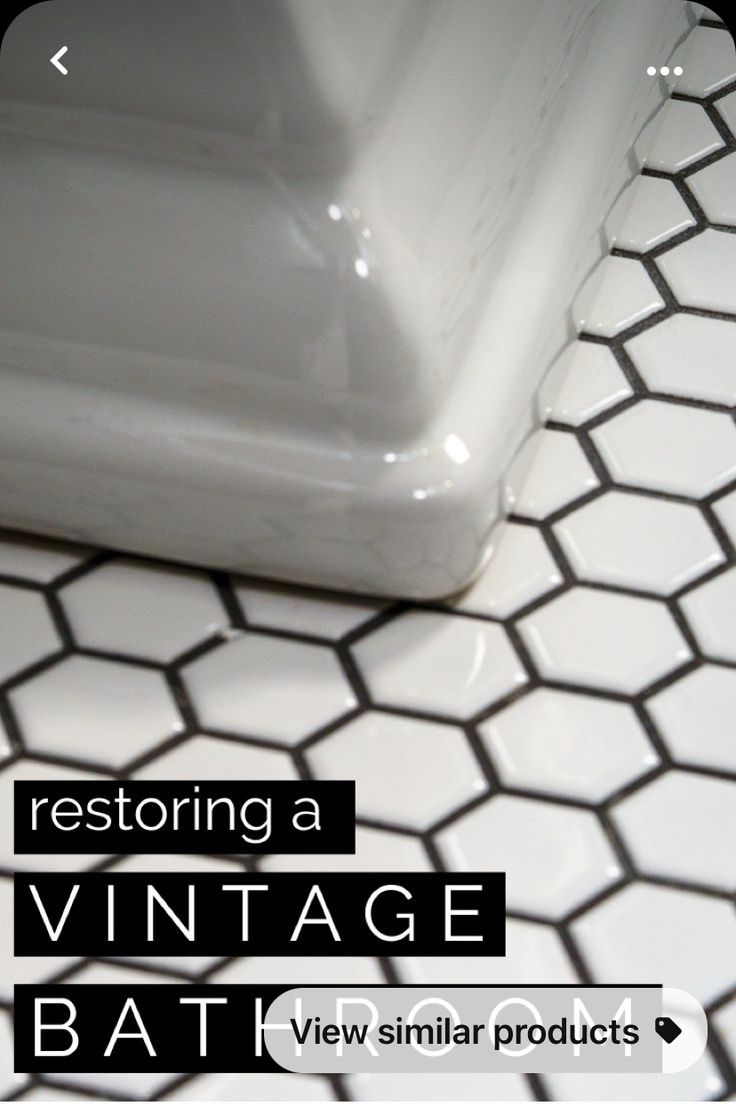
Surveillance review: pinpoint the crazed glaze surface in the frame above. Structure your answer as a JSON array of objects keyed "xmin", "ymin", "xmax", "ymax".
[{"xmin": 0, "ymin": 0, "xmax": 691, "ymax": 596}]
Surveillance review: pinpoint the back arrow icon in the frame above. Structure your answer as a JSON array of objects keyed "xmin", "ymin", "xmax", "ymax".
[{"xmin": 50, "ymin": 46, "xmax": 68, "ymax": 75}]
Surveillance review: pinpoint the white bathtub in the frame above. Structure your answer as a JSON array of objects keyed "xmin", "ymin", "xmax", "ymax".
[{"xmin": 0, "ymin": 0, "xmax": 691, "ymax": 596}]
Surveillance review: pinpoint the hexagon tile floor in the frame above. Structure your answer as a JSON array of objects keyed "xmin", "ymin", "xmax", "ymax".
[{"xmin": 3, "ymin": 9, "xmax": 736, "ymax": 1104}]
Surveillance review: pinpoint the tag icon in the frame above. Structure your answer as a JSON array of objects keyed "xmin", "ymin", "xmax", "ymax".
[{"xmin": 655, "ymin": 1016, "xmax": 683, "ymax": 1044}]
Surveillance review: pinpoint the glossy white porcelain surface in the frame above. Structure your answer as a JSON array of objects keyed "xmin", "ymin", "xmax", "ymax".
[
  {"xmin": 625, "ymin": 314, "xmax": 736, "ymax": 404},
  {"xmin": 635, "ymin": 97, "xmax": 724, "ymax": 171},
  {"xmin": 504, "ymin": 429, "xmax": 600, "ymax": 520},
  {"xmin": 647, "ymin": 665, "xmax": 736, "ymax": 773},
  {"xmin": 673, "ymin": 23, "xmax": 736, "ymax": 94},
  {"xmin": 180, "ymin": 633, "xmax": 358, "ymax": 743},
  {"xmin": 605, "ymin": 175, "xmax": 695, "ymax": 252},
  {"xmin": 350, "ymin": 609, "xmax": 527, "ymax": 717},
  {"xmin": 571, "ymin": 882, "xmax": 736, "ymax": 1006},
  {"xmin": 397, "ymin": 920, "xmax": 578, "ymax": 986},
  {"xmin": 718, "ymin": 88, "xmax": 736, "ymax": 131},
  {"xmin": 715, "ymin": 486, "xmax": 736, "ymax": 545},
  {"xmin": 612, "ymin": 771, "xmax": 736, "ymax": 891},
  {"xmin": 10, "ymin": 654, "xmax": 184, "ymax": 768},
  {"xmin": 59, "ymin": 558, "xmax": 228, "ymax": 661},
  {"xmin": 0, "ymin": 0, "xmax": 689, "ymax": 596},
  {"xmin": 544, "ymin": 1057, "xmax": 724, "ymax": 1103},
  {"xmin": 659, "ymin": 228, "xmax": 736, "ymax": 313},
  {"xmin": 572, "ymin": 256, "xmax": 665, "ymax": 338},
  {"xmin": 0, "ymin": 583, "xmax": 60, "ymax": 682},
  {"xmin": 451, "ymin": 520, "xmax": 563, "ymax": 617},
  {"xmin": 518, "ymin": 587, "xmax": 692, "ymax": 694},
  {"xmin": 261, "ymin": 826, "xmax": 432, "ymax": 874},
  {"xmin": 538, "ymin": 340, "xmax": 633, "ymax": 426},
  {"xmin": 591, "ymin": 400, "xmax": 736, "ymax": 497},
  {"xmin": 307, "ymin": 710, "xmax": 487, "ymax": 830},
  {"xmin": 346, "ymin": 1072, "xmax": 532, "ymax": 1101},
  {"xmin": 689, "ymin": 151, "xmax": 736, "ymax": 223},
  {"xmin": 234, "ymin": 581, "xmax": 382, "ymax": 639},
  {"xmin": 0, "ymin": 533, "xmax": 91, "ymax": 582},
  {"xmin": 133, "ymin": 732, "xmax": 297, "ymax": 780},
  {"xmin": 166, "ymin": 1072, "xmax": 333, "ymax": 1101},
  {"xmin": 0, "ymin": 1013, "xmax": 22, "ymax": 1100},
  {"xmin": 554, "ymin": 491, "xmax": 724, "ymax": 594},
  {"xmin": 480, "ymin": 688, "xmax": 658, "ymax": 802},
  {"xmin": 680, "ymin": 566, "xmax": 736, "ymax": 662},
  {"xmin": 436, "ymin": 794, "xmax": 622, "ymax": 920},
  {"xmin": 210, "ymin": 954, "xmax": 385, "ymax": 987}
]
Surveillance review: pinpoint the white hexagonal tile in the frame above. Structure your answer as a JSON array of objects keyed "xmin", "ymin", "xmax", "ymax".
[
  {"xmin": 164, "ymin": 1072, "xmax": 333, "ymax": 1101},
  {"xmin": 61, "ymin": 960, "xmax": 174, "ymax": 995},
  {"xmin": 11, "ymin": 1088, "xmax": 96, "ymax": 1101},
  {"xmin": 10, "ymin": 655, "xmax": 184, "ymax": 769},
  {"xmin": 261, "ymin": 825, "xmax": 431, "ymax": 873},
  {"xmin": 518, "ymin": 587, "xmax": 692, "ymax": 694},
  {"xmin": 658, "ymin": 229, "xmax": 736, "ymax": 314},
  {"xmin": 591, "ymin": 400, "xmax": 736, "ymax": 497},
  {"xmin": 571, "ymin": 882, "xmax": 736, "ymax": 1004},
  {"xmin": 133, "ymin": 733, "xmax": 297, "ymax": 781},
  {"xmin": 436, "ymin": 795, "xmax": 622, "ymax": 920},
  {"xmin": 625, "ymin": 313, "xmax": 736, "ymax": 405},
  {"xmin": 543, "ymin": 1054, "xmax": 725, "ymax": 1102},
  {"xmin": 61, "ymin": 959, "xmax": 176, "ymax": 990},
  {"xmin": 60, "ymin": 558, "xmax": 228, "ymax": 662},
  {"xmin": 690, "ymin": 3, "xmax": 724, "ymax": 23},
  {"xmin": 680, "ymin": 566, "xmax": 736, "ymax": 661},
  {"xmin": 538, "ymin": 341, "xmax": 632, "ymax": 427},
  {"xmin": 0, "ymin": 1008, "xmax": 27, "ymax": 1099},
  {"xmin": 235, "ymin": 580, "xmax": 382, "ymax": 640},
  {"xmin": 351, "ymin": 611, "xmax": 527, "ymax": 718},
  {"xmin": 396, "ymin": 918, "xmax": 577, "ymax": 986},
  {"xmin": 110, "ymin": 853, "xmax": 241, "ymax": 877},
  {"xmin": 605, "ymin": 176, "xmax": 695, "ymax": 252},
  {"xmin": 181, "ymin": 634, "xmax": 356, "ymax": 743},
  {"xmin": 613, "ymin": 770, "xmax": 736, "ymax": 891},
  {"xmin": 0, "ymin": 533, "xmax": 91, "ymax": 582},
  {"xmin": 674, "ymin": 25, "xmax": 736, "ymax": 96},
  {"xmin": 504, "ymin": 430, "xmax": 599, "ymax": 520},
  {"xmin": 718, "ymin": 88, "xmax": 736, "ymax": 134},
  {"xmin": 0, "ymin": 716, "xmax": 11, "ymax": 762},
  {"xmin": 346, "ymin": 1072, "xmax": 532, "ymax": 1102},
  {"xmin": 635, "ymin": 99, "xmax": 723, "ymax": 172},
  {"xmin": 554, "ymin": 491, "xmax": 724, "ymax": 595},
  {"xmin": 308, "ymin": 711, "xmax": 486, "ymax": 830},
  {"xmin": 0, "ymin": 583, "xmax": 60, "ymax": 683},
  {"xmin": 452, "ymin": 522, "xmax": 563, "ymax": 618},
  {"xmin": 573, "ymin": 256, "xmax": 665, "ymax": 338},
  {"xmin": 0, "ymin": 879, "xmax": 80, "ymax": 1004},
  {"xmin": 689, "ymin": 153, "xmax": 736, "ymax": 225},
  {"xmin": 714, "ymin": 486, "xmax": 736, "ymax": 547},
  {"xmin": 2, "ymin": 758, "xmax": 109, "ymax": 871},
  {"xmin": 210, "ymin": 954, "xmax": 384, "ymax": 986},
  {"xmin": 480, "ymin": 689, "xmax": 657, "ymax": 803},
  {"xmin": 647, "ymin": 664, "xmax": 736, "ymax": 772},
  {"xmin": 714, "ymin": 994, "xmax": 736, "ymax": 1075}
]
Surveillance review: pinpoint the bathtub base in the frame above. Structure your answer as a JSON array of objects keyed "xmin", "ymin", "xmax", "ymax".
[{"xmin": 0, "ymin": 0, "xmax": 692, "ymax": 597}]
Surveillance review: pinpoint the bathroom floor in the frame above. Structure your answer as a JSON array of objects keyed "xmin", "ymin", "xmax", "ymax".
[{"xmin": 2, "ymin": 8, "xmax": 736, "ymax": 1103}]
